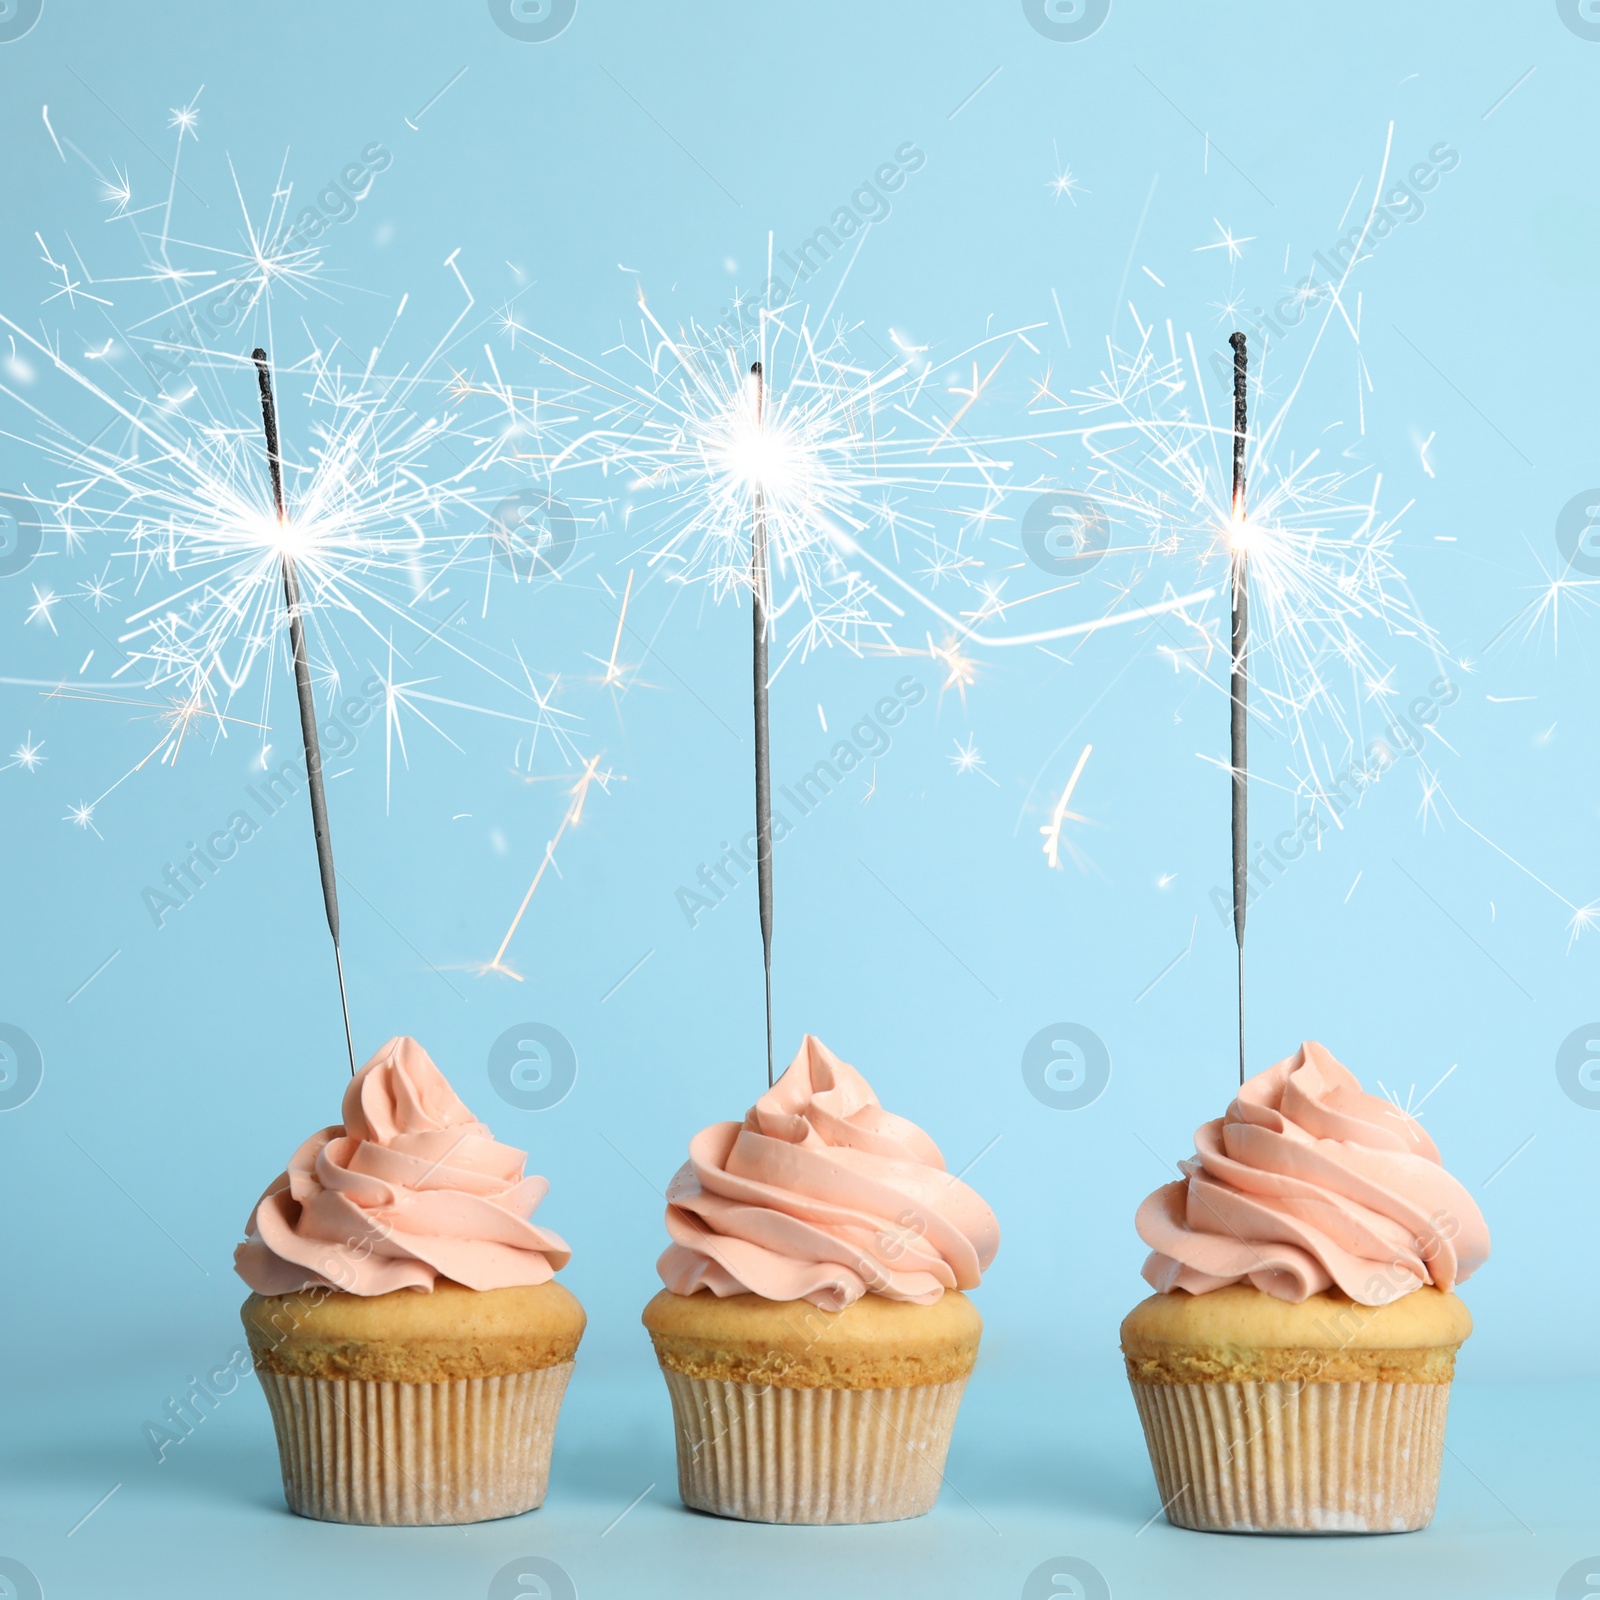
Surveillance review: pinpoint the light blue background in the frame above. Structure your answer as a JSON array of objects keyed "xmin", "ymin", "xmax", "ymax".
[{"xmin": 1, "ymin": 3, "xmax": 1597, "ymax": 1597}]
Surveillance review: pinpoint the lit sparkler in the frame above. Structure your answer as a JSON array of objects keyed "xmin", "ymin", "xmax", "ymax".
[
  {"xmin": 750, "ymin": 360, "xmax": 776, "ymax": 1086},
  {"xmin": 518, "ymin": 285, "xmax": 1026, "ymax": 1082},
  {"xmin": 596, "ymin": 291, "xmax": 1015, "ymax": 667},
  {"xmin": 253, "ymin": 346, "xmax": 355, "ymax": 1075},
  {"xmin": 0, "ymin": 98, "xmax": 592, "ymax": 821},
  {"xmin": 1028, "ymin": 314, "xmax": 1443, "ymax": 820},
  {"xmin": 1014, "ymin": 129, "xmax": 1448, "ymax": 836},
  {"xmin": 1228, "ymin": 331, "xmax": 1249, "ymax": 1086}
]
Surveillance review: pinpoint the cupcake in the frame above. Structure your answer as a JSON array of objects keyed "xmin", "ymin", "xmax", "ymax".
[
  {"xmin": 642, "ymin": 1034, "xmax": 1000, "ymax": 1525},
  {"xmin": 235, "ymin": 1036, "xmax": 584, "ymax": 1525},
  {"xmin": 1122, "ymin": 1040, "xmax": 1490, "ymax": 1534}
]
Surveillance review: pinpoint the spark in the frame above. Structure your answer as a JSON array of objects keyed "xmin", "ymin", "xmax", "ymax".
[
  {"xmin": 379, "ymin": 650, "xmax": 582, "ymax": 814},
  {"xmin": 4, "ymin": 733, "xmax": 45, "ymax": 772},
  {"xmin": 1485, "ymin": 543, "xmax": 1600, "ymax": 655},
  {"xmin": 76, "ymin": 569, "xmax": 118, "ymax": 610},
  {"xmin": 495, "ymin": 304, "xmax": 531, "ymax": 347},
  {"xmin": 1156, "ymin": 871, "xmax": 1176, "ymax": 889},
  {"xmin": 1430, "ymin": 784, "xmax": 1598, "ymax": 946},
  {"xmin": 43, "ymin": 683, "xmax": 265, "ymax": 816},
  {"xmin": 35, "ymin": 233, "xmax": 110, "ymax": 311},
  {"xmin": 65, "ymin": 801, "xmax": 101, "ymax": 837},
  {"xmin": 1047, "ymin": 144, "xmax": 1088, "ymax": 205},
  {"xmin": 25, "ymin": 585, "xmax": 59, "ymax": 632},
  {"xmin": 1416, "ymin": 767, "xmax": 1443, "ymax": 830},
  {"xmin": 1024, "ymin": 275, "xmax": 1445, "ymax": 810},
  {"xmin": 1040, "ymin": 742, "xmax": 1093, "ymax": 869},
  {"xmin": 596, "ymin": 567, "xmax": 635, "ymax": 688},
  {"xmin": 42, "ymin": 106, "xmax": 64, "ymax": 163},
  {"xmin": 928, "ymin": 634, "xmax": 978, "ymax": 704},
  {"xmin": 1363, "ymin": 665, "xmax": 1398, "ymax": 703},
  {"xmin": 168, "ymin": 95, "xmax": 202, "ymax": 137},
  {"xmin": 1195, "ymin": 220, "xmax": 1256, "ymax": 263},
  {"xmin": 101, "ymin": 167, "xmax": 133, "ymax": 216},
  {"xmin": 1377, "ymin": 1061, "xmax": 1455, "ymax": 1122},
  {"xmin": 482, "ymin": 753, "xmax": 608, "ymax": 979},
  {"xmin": 931, "ymin": 349, "xmax": 1012, "ymax": 453},
  {"xmin": 949, "ymin": 735, "xmax": 997, "ymax": 783},
  {"xmin": 0, "ymin": 105, "xmax": 594, "ymax": 818}
]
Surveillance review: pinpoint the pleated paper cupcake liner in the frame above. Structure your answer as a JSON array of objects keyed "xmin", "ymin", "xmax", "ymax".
[
  {"xmin": 659, "ymin": 1370, "xmax": 968, "ymax": 1524},
  {"xmin": 1129, "ymin": 1377, "xmax": 1452, "ymax": 1534},
  {"xmin": 257, "ymin": 1361, "xmax": 574, "ymax": 1525}
]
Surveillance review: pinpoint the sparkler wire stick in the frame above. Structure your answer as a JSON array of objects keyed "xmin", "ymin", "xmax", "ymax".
[
  {"xmin": 1229, "ymin": 330, "xmax": 1249, "ymax": 1087},
  {"xmin": 252, "ymin": 348, "xmax": 357, "ymax": 1077},
  {"xmin": 751, "ymin": 360, "xmax": 775, "ymax": 1088}
]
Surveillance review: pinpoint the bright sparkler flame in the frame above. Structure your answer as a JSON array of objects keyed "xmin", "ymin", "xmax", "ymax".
[
  {"xmin": 614, "ymin": 297, "xmax": 1009, "ymax": 662},
  {"xmin": 265, "ymin": 513, "xmax": 312, "ymax": 561},
  {"xmin": 713, "ymin": 370, "xmax": 804, "ymax": 498},
  {"xmin": 1024, "ymin": 318, "xmax": 1445, "ymax": 809},
  {"xmin": 506, "ymin": 284, "xmax": 1106, "ymax": 671},
  {"xmin": 0, "ymin": 97, "xmax": 598, "ymax": 818}
]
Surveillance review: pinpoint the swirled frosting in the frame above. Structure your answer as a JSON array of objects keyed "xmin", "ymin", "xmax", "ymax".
[
  {"xmin": 1137, "ymin": 1041, "xmax": 1489, "ymax": 1306},
  {"xmin": 657, "ymin": 1034, "xmax": 1000, "ymax": 1311},
  {"xmin": 234, "ymin": 1036, "xmax": 571, "ymax": 1296}
]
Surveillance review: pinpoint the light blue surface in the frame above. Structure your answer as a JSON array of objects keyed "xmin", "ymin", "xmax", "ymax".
[
  {"xmin": 1, "ymin": 3, "xmax": 1598, "ymax": 1596},
  {"xmin": 4, "ymin": 1373, "xmax": 1595, "ymax": 1600}
]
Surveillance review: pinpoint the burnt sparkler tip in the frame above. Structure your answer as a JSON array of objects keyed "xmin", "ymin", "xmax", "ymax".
[
  {"xmin": 750, "ymin": 360, "xmax": 762, "ymax": 377},
  {"xmin": 251, "ymin": 346, "xmax": 269, "ymax": 364}
]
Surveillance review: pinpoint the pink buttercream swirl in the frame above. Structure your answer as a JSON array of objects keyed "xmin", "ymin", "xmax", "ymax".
[
  {"xmin": 1137, "ymin": 1041, "xmax": 1490, "ymax": 1306},
  {"xmin": 657, "ymin": 1035, "xmax": 1000, "ymax": 1311},
  {"xmin": 234, "ymin": 1036, "xmax": 571, "ymax": 1296}
]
